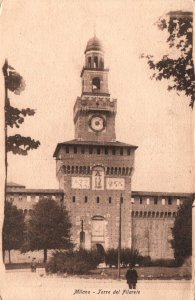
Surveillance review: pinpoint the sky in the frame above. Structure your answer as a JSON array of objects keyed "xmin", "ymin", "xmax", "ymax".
[{"xmin": 0, "ymin": 0, "xmax": 194, "ymax": 193}]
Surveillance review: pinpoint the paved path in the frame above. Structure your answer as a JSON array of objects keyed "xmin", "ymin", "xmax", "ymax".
[{"xmin": 1, "ymin": 270, "xmax": 194, "ymax": 300}]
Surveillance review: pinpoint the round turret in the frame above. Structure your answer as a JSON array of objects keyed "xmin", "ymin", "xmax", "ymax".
[{"xmin": 84, "ymin": 36, "xmax": 104, "ymax": 70}]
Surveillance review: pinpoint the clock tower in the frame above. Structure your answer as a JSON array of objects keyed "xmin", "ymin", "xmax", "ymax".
[
  {"xmin": 54, "ymin": 36, "xmax": 138, "ymax": 251},
  {"xmin": 74, "ymin": 36, "xmax": 116, "ymax": 142}
]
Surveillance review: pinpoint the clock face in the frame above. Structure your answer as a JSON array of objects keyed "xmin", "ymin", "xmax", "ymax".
[{"xmin": 89, "ymin": 115, "xmax": 106, "ymax": 132}]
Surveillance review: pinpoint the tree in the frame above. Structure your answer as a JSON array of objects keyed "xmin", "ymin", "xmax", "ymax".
[
  {"xmin": 141, "ymin": 11, "xmax": 194, "ymax": 108},
  {"xmin": 171, "ymin": 198, "xmax": 193, "ymax": 265},
  {"xmin": 3, "ymin": 201, "xmax": 25, "ymax": 263},
  {"xmin": 24, "ymin": 199, "xmax": 73, "ymax": 262},
  {"xmin": 46, "ymin": 249, "xmax": 102, "ymax": 275},
  {"xmin": 2, "ymin": 59, "xmax": 40, "ymax": 157}
]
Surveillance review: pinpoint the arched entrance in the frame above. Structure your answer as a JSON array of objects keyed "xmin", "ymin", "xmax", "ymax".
[
  {"xmin": 96, "ymin": 243, "xmax": 105, "ymax": 253},
  {"xmin": 96, "ymin": 243, "xmax": 105, "ymax": 259}
]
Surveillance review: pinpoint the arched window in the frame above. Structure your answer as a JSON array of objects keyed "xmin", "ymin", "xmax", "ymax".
[
  {"xmin": 94, "ymin": 56, "xmax": 98, "ymax": 68},
  {"xmin": 88, "ymin": 57, "xmax": 91, "ymax": 68},
  {"xmin": 92, "ymin": 77, "xmax": 100, "ymax": 91}
]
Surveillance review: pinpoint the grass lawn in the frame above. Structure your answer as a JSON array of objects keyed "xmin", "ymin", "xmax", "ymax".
[
  {"xmin": 87, "ymin": 266, "xmax": 191, "ymax": 280},
  {"xmin": 5, "ymin": 263, "xmax": 191, "ymax": 280}
]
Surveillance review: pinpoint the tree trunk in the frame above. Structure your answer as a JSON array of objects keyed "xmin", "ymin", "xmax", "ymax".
[
  {"xmin": 2, "ymin": 250, "xmax": 5, "ymax": 263},
  {"xmin": 43, "ymin": 248, "xmax": 47, "ymax": 263},
  {"xmin": 8, "ymin": 249, "xmax": 11, "ymax": 263}
]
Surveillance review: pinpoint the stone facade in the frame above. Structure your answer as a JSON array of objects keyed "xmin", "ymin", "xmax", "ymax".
[
  {"xmin": 54, "ymin": 142, "xmax": 136, "ymax": 250},
  {"xmin": 131, "ymin": 191, "xmax": 192, "ymax": 259}
]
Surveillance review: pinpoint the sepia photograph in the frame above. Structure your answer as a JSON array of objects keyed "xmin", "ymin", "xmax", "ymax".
[{"xmin": 0, "ymin": 0, "xmax": 194, "ymax": 299}]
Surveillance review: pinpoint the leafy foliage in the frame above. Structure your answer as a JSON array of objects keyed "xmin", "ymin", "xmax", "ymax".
[
  {"xmin": 5, "ymin": 105, "xmax": 35, "ymax": 128},
  {"xmin": 46, "ymin": 249, "xmax": 102, "ymax": 274},
  {"xmin": 171, "ymin": 199, "xmax": 193, "ymax": 265},
  {"xmin": 105, "ymin": 248, "xmax": 118, "ymax": 267},
  {"xmin": 105, "ymin": 248, "xmax": 143, "ymax": 267},
  {"xmin": 142, "ymin": 11, "xmax": 194, "ymax": 108},
  {"xmin": 7, "ymin": 135, "xmax": 40, "ymax": 156},
  {"xmin": 2, "ymin": 59, "xmax": 40, "ymax": 155},
  {"xmin": 24, "ymin": 199, "xmax": 73, "ymax": 262},
  {"xmin": 5, "ymin": 67, "xmax": 26, "ymax": 94},
  {"xmin": 121, "ymin": 248, "xmax": 141, "ymax": 267},
  {"xmin": 3, "ymin": 201, "xmax": 25, "ymax": 262}
]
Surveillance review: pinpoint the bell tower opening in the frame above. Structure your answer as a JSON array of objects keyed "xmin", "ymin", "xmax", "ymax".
[
  {"xmin": 92, "ymin": 77, "xmax": 100, "ymax": 91},
  {"xmin": 88, "ymin": 57, "xmax": 92, "ymax": 68},
  {"xmin": 94, "ymin": 56, "xmax": 98, "ymax": 68}
]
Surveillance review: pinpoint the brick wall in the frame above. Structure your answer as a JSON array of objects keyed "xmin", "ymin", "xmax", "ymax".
[{"xmin": 57, "ymin": 144, "xmax": 135, "ymax": 250}]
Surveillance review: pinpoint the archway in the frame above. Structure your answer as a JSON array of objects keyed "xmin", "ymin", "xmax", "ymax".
[
  {"xmin": 92, "ymin": 243, "xmax": 105, "ymax": 263},
  {"xmin": 96, "ymin": 243, "xmax": 105, "ymax": 256}
]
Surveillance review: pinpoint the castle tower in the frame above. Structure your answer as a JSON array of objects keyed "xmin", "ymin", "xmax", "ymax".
[
  {"xmin": 54, "ymin": 36, "xmax": 138, "ymax": 251},
  {"xmin": 74, "ymin": 36, "xmax": 116, "ymax": 142}
]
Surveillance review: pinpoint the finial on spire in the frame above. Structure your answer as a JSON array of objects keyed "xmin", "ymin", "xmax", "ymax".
[{"xmin": 93, "ymin": 23, "xmax": 96, "ymax": 37}]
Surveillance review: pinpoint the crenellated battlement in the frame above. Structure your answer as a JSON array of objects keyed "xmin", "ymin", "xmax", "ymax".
[{"xmin": 73, "ymin": 96, "xmax": 117, "ymax": 123}]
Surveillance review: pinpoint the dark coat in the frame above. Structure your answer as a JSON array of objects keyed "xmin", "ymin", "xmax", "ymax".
[{"xmin": 126, "ymin": 268, "xmax": 138, "ymax": 283}]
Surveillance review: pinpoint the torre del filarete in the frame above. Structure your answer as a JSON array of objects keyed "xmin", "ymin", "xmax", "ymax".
[
  {"xmin": 6, "ymin": 36, "xmax": 193, "ymax": 261},
  {"xmin": 53, "ymin": 36, "xmax": 137, "ymax": 252},
  {"xmin": 52, "ymin": 36, "xmax": 192, "ymax": 259}
]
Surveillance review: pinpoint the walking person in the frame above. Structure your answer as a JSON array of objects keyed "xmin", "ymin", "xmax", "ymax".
[{"xmin": 126, "ymin": 264, "xmax": 138, "ymax": 289}]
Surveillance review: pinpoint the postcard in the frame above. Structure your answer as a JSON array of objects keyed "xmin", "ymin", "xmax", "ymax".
[{"xmin": 0, "ymin": 1, "xmax": 194, "ymax": 299}]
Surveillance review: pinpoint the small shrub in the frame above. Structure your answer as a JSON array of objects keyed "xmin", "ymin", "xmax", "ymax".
[
  {"xmin": 105, "ymin": 248, "xmax": 118, "ymax": 267},
  {"xmin": 46, "ymin": 249, "xmax": 102, "ymax": 275},
  {"xmin": 138, "ymin": 256, "xmax": 151, "ymax": 267},
  {"xmin": 105, "ymin": 248, "xmax": 143, "ymax": 268},
  {"xmin": 121, "ymin": 248, "xmax": 142, "ymax": 267}
]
